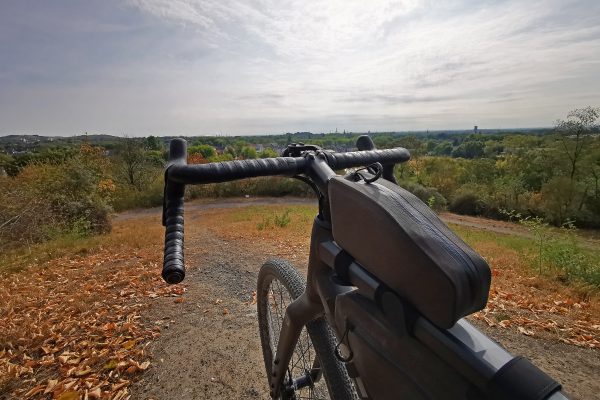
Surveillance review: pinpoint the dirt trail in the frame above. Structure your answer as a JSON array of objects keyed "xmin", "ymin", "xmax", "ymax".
[
  {"xmin": 129, "ymin": 199, "xmax": 599, "ymax": 400},
  {"xmin": 131, "ymin": 231, "xmax": 269, "ymax": 399},
  {"xmin": 117, "ymin": 196, "xmax": 600, "ymax": 246}
]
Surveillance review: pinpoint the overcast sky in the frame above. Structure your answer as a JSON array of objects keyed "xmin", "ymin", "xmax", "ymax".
[{"xmin": 1, "ymin": 0, "xmax": 599, "ymax": 136}]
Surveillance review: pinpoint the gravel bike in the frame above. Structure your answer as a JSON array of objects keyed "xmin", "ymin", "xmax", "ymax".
[{"xmin": 162, "ymin": 137, "xmax": 568, "ymax": 400}]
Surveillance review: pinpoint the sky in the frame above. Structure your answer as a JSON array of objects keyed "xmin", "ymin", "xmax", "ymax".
[{"xmin": 1, "ymin": 0, "xmax": 599, "ymax": 136}]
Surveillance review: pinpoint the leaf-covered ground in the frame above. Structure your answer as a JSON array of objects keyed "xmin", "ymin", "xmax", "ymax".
[
  {"xmin": 0, "ymin": 215, "xmax": 171, "ymax": 399},
  {"xmin": 467, "ymin": 241, "xmax": 599, "ymax": 349}
]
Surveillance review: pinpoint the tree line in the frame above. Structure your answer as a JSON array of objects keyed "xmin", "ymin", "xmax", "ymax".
[{"xmin": 1, "ymin": 107, "xmax": 598, "ymax": 253}]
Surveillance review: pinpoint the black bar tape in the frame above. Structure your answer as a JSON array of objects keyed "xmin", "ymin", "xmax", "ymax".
[
  {"xmin": 162, "ymin": 187, "xmax": 185, "ymax": 284},
  {"xmin": 324, "ymin": 148, "xmax": 410, "ymax": 170},
  {"xmin": 162, "ymin": 138, "xmax": 188, "ymax": 284},
  {"xmin": 168, "ymin": 157, "xmax": 306, "ymax": 184},
  {"xmin": 166, "ymin": 148, "xmax": 409, "ymax": 185}
]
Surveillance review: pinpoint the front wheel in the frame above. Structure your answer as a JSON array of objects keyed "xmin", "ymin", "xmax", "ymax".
[{"xmin": 257, "ymin": 259, "xmax": 357, "ymax": 400}]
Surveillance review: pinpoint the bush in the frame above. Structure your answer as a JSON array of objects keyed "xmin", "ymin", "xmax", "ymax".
[
  {"xmin": 111, "ymin": 176, "xmax": 164, "ymax": 212},
  {"xmin": 399, "ymin": 181, "xmax": 447, "ymax": 211},
  {"xmin": 0, "ymin": 145, "xmax": 112, "ymax": 251},
  {"xmin": 186, "ymin": 176, "xmax": 314, "ymax": 199},
  {"xmin": 449, "ymin": 191, "xmax": 487, "ymax": 216}
]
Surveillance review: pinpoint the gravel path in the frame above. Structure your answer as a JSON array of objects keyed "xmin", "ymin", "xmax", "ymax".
[{"xmin": 129, "ymin": 199, "xmax": 599, "ymax": 400}]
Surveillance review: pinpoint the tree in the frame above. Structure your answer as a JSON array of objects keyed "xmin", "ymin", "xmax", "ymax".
[
  {"xmin": 451, "ymin": 141, "xmax": 484, "ymax": 159},
  {"xmin": 432, "ymin": 141, "xmax": 453, "ymax": 156},
  {"xmin": 554, "ymin": 106, "xmax": 600, "ymax": 212},
  {"xmin": 145, "ymin": 135, "xmax": 162, "ymax": 151},
  {"xmin": 116, "ymin": 137, "xmax": 159, "ymax": 190},
  {"xmin": 188, "ymin": 144, "xmax": 216, "ymax": 159},
  {"xmin": 555, "ymin": 106, "xmax": 600, "ymax": 181},
  {"xmin": 240, "ymin": 146, "xmax": 257, "ymax": 159},
  {"xmin": 224, "ymin": 146, "xmax": 237, "ymax": 158},
  {"xmin": 260, "ymin": 147, "xmax": 279, "ymax": 158}
]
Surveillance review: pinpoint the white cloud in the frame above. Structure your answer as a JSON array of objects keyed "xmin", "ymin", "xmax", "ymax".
[{"xmin": 1, "ymin": 0, "xmax": 599, "ymax": 134}]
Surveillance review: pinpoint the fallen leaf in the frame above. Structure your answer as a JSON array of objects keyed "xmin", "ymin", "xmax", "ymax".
[
  {"xmin": 24, "ymin": 384, "xmax": 44, "ymax": 398},
  {"xmin": 103, "ymin": 360, "xmax": 118, "ymax": 370},
  {"xmin": 122, "ymin": 340, "xmax": 136, "ymax": 350},
  {"xmin": 139, "ymin": 361, "xmax": 150, "ymax": 370},
  {"xmin": 74, "ymin": 366, "xmax": 92, "ymax": 376},
  {"xmin": 517, "ymin": 326, "xmax": 535, "ymax": 336},
  {"xmin": 44, "ymin": 379, "xmax": 58, "ymax": 394},
  {"xmin": 88, "ymin": 387, "xmax": 102, "ymax": 399},
  {"xmin": 125, "ymin": 365, "xmax": 138, "ymax": 374},
  {"xmin": 57, "ymin": 391, "xmax": 80, "ymax": 400}
]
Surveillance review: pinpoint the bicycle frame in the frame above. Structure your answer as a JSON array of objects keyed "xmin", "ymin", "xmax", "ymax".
[
  {"xmin": 266, "ymin": 158, "xmax": 567, "ymax": 400},
  {"xmin": 161, "ymin": 138, "xmax": 567, "ymax": 400}
]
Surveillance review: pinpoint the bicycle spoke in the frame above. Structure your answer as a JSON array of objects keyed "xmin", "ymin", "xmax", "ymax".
[{"xmin": 265, "ymin": 275, "xmax": 331, "ymax": 400}]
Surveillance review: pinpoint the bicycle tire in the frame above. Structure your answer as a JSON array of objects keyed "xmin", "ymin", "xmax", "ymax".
[{"xmin": 257, "ymin": 259, "xmax": 357, "ymax": 400}]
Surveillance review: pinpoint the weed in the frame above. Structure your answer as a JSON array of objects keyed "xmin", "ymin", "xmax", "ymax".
[
  {"xmin": 470, "ymin": 210, "xmax": 600, "ymax": 288},
  {"xmin": 274, "ymin": 209, "xmax": 292, "ymax": 228},
  {"xmin": 518, "ymin": 215, "xmax": 549, "ymax": 274},
  {"xmin": 427, "ymin": 195, "xmax": 436, "ymax": 209},
  {"xmin": 257, "ymin": 216, "xmax": 272, "ymax": 230}
]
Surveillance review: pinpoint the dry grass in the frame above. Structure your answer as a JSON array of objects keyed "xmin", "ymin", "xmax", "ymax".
[{"xmin": 205, "ymin": 205, "xmax": 600, "ymax": 348}]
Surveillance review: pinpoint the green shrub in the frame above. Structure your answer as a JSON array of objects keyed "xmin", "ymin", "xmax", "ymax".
[
  {"xmin": 274, "ymin": 209, "xmax": 292, "ymax": 228},
  {"xmin": 399, "ymin": 181, "xmax": 447, "ymax": 211},
  {"xmin": 256, "ymin": 209, "xmax": 292, "ymax": 229},
  {"xmin": 0, "ymin": 145, "xmax": 112, "ymax": 251},
  {"xmin": 500, "ymin": 210, "xmax": 600, "ymax": 287},
  {"xmin": 186, "ymin": 176, "xmax": 314, "ymax": 199},
  {"xmin": 112, "ymin": 176, "xmax": 164, "ymax": 211},
  {"xmin": 257, "ymin": 216, "xmax": 272, "ymax": 230},
  {"xmin": 449, "ymin": 191, "xmax": 487, "ymax": 215}
]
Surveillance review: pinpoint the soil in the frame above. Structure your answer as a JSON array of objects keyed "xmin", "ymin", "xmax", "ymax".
[{"xmin": 129, "ymin": 198, "xmax": 600, "ymax": 400}]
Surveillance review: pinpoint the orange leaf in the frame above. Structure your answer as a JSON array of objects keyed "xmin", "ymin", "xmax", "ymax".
[
  {"xmin": 24, "ymin": 384, "xmax": 44, "ymax": 398},
  {"xmin": 57, "ymin": 391, "xmax": 80, "ymax": 400},
  {"xmin": 74, "ymin": 366, "xmax": 92, "ymax": 376},
  {"xmin": 122, "ymin": 340, "xmax": 136, "ymax": 350},
  {"xmin": 44, "ymin": 379, "xmax": 58, "ymax": 394},
  {"xmin": 125, "ymin": 365, "xmax": 138, "ymax": 374}
]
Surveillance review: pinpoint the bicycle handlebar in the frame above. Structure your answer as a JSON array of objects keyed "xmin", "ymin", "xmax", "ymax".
[
  {"xmin": 162, "ymin": 138, "xmax": 410, "ymax": 284},
  {"xmin": 162, "ymin": 140, "xmax": 187, "ymax": 284}
]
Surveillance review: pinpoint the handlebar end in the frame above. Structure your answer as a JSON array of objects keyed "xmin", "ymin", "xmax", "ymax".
[
  {"xmin": 356, "ymin": 135, "xmax": 376, "ymax": 151},
  {"xmin": 168, "ymin": 138, "xmax": 188, "ymax": 165},
  {"xmin": 162, "ymin": 269, "xmax": 185, "ymax": 285}
]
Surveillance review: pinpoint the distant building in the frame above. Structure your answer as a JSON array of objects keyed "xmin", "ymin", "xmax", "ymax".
[{"xmin": 474, "ymin": 125, "xmax": 478, "ymax": 133}]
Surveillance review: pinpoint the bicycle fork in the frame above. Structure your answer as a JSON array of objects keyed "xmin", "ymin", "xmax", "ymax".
[{"xmin": 269, "ymin": 218, "xmax": 341, "ymax": 399}]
